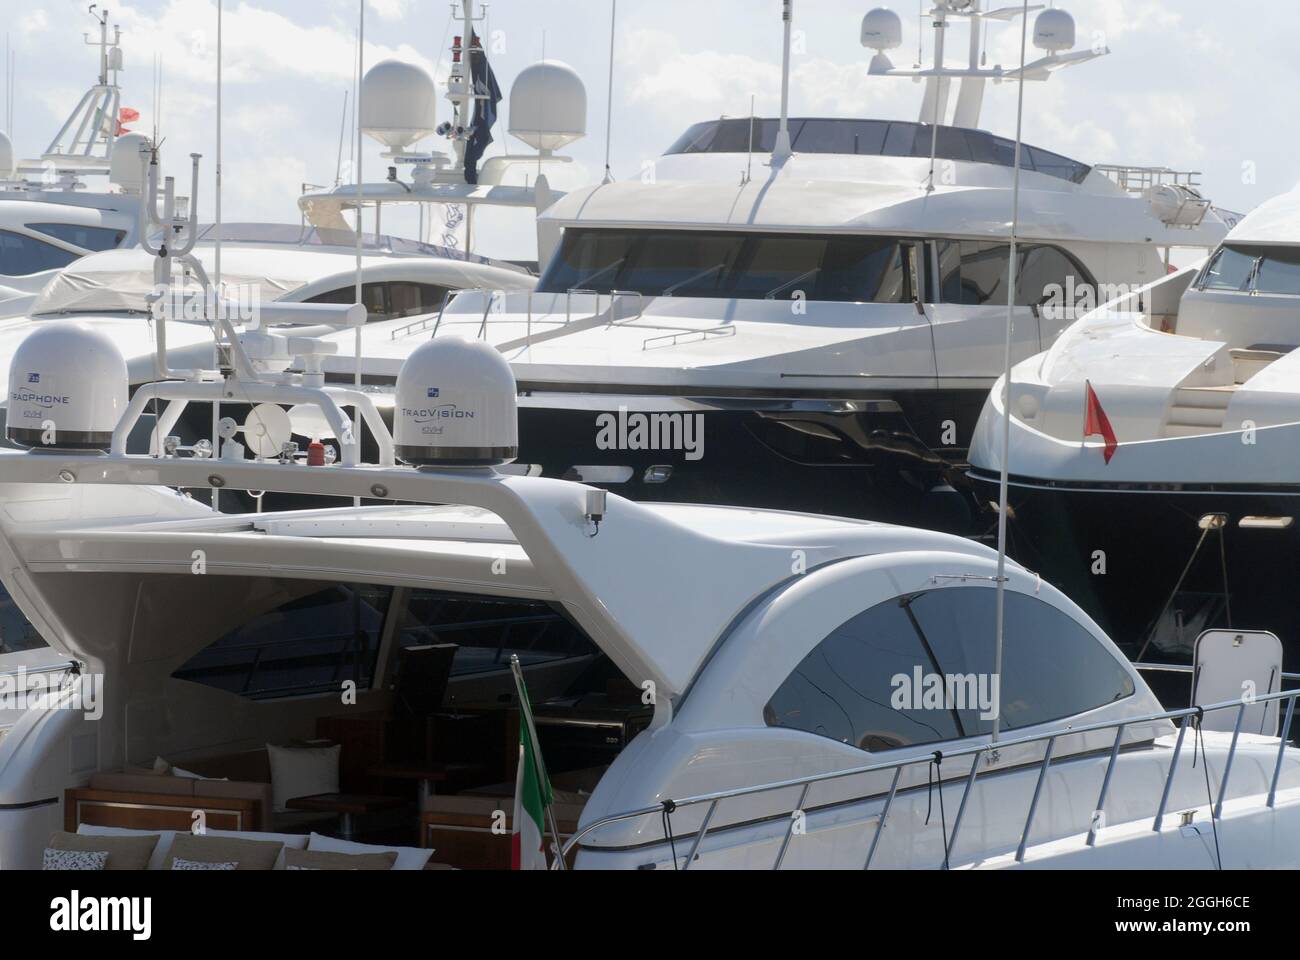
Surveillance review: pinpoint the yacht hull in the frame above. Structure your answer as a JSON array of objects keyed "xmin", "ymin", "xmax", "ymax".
[
  {"xmin": 969, "ymin": 468, "xmax": 1300, "ymax": 667},
  {"xmin": 510, "ymin": 390, "xmax": 988, "ymax": 532}
]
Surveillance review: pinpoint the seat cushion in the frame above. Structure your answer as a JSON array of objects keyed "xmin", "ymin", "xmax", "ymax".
[
  {"xmin": 163, "ymin": 833, "xmax": 283, "ymax": 871},
  {"xmin": 284, "ymin": 847, "xmax": 398, "ymax": 871},
  {"xmin": 49, "ymin": 830, "xmax": 160, "ymax": 871},
  {"xmin": 267, "ymin": 744, "xmax": 340, "ymax": 813},
  {"xmin": 305, "ymin": 832, "xmax": 432, "ymax": 871}
]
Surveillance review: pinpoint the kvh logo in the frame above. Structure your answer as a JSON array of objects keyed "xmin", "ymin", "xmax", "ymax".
[{"xmin": 27, "ymin": 372, "xmax": 39, "ymax": 383}]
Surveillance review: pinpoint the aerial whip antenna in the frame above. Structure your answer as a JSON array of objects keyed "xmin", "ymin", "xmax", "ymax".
[{"xmin": 601, "ymin": 1, "xmax": 617, "ymax": 184}]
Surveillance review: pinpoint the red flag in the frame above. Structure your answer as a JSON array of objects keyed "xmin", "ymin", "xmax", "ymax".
[
  {"xmin": 1084, "ymin": 380, "xmax": 1118, "ymax": 464},
  {"xmin": 116, "ymin": 107, "xmax": 140, "ymax": 136}
]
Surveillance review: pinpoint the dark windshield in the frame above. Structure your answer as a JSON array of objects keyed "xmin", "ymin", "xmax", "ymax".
[
  {"xmin": 666, "ymin": 118, "xmax": 1091, "ymax": 184},
  {"xmin": 537, "ymin": 228, "xmax": 912, "ymax": 303}
]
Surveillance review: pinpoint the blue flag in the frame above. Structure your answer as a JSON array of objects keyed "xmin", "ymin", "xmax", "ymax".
[{"xmin": 464, "ymin": 35, "xmax": 502, "ymax": 185}]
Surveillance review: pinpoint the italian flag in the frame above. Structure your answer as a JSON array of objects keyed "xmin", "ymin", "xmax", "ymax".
[{"xmin": 511, "ymin": 680, "xmax": 554, "ymax": 870}]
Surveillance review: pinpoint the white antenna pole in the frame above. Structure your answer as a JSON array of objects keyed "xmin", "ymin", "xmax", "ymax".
[
  {"xmin": 990, "ymin": 0, "xmax": 1031, "ymax": 748},
  {"xmin": 353, "ymin": 0, "xmax": 365, "ymax": 507},
  {"xmin": 213, "ymin": 0, "xmax": 224, "ymax": 510},
  {"xmin": 215, "ymin": 0, "xmax": 223, "ymax": 290},
  {"xmin": 601, "ymin": 0, "xmax": 617, "ymax": 184},
  {"xmin": 772, "ymin": 0, "xmax": 794, "ymax": 163}
]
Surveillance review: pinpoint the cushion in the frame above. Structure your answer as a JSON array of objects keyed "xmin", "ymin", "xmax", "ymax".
[
  {"xmin": 48, "ymin": 830, "xmax": 159, "ymax": 871},
  {"xmin": 171, "ymin": 857, "xmax": 238, "ymax": 870},
  {"xmin": 163, "ymin": 833, "xmax": 283, "ymax": 871},
  {"xmin": 43, "ymin": 848, "xmax": 108, "ymax": 871},
  {"xmin": 266, "ymin": 744, "xmax": 340, "ymax": 813},
  {"xmin": 171, "ymin": 766, "xmax": 229, "ymax": 781},
  {"xmin": 78, "ymin": 825, "xmax": 176, "ymax": 871},
  {"xmin": 283, "ymin": 847, "xmax": 397, "ymax": 871},
  {"xmin": 203, "ymin": 829, "xmax": 309, "ymax": 870},
  {"xmin": 306, "ymin": 832, "xmax": 433, "ymax": 871}
]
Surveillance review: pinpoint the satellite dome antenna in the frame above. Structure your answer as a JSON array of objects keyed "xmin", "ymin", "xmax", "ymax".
[{"xmin": 863, "ymin": 3, "xmax": 1105, "ymax": 133}]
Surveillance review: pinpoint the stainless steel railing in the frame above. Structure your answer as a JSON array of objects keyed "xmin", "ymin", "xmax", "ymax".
[{"xmin": 557, "ymin": 687, "xmax": 1300, "ymax": 870}]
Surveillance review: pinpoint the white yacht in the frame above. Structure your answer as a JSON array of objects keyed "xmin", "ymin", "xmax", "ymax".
[
  {"xmin": 969, "ymin": 186, "xmax": 1300, "ymax": 663},
  {"xmin": 0, "ymin": 285, "xmax": 1297, "ymax": 870},
  {"xmin": 381, "ymin": 2, "xmax": 1239, "ymax": 533},
  {"xmin": 0, "ymin": 12, "xmax": 146, "ymax": 319}
]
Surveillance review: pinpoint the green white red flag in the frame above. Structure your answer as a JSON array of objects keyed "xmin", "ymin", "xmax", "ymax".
[{"xmin": 510, "ymin": 663, "xmax": 554, "ymax": 869}]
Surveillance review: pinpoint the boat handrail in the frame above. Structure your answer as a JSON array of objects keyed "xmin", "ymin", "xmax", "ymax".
[
  {"xmin": 0, "ymin": 660, "xmax": 79, "ymax": 681},
  {"xmin": 558, "ymin": 685, "xmax": 1300, "ymax": 869}
]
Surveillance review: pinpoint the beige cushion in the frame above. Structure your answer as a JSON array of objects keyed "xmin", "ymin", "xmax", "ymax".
[
  {"xmin": 283, "ymin": 847, "xmax": 397, "ymax": 871},
  {"xmin": 163, "ymin": 833, "xmax": 283, "ymax": 871},
  {"xmin": 266, "ymin": 744, "xmax": 340, "ymax": 813},
  {"xmin": 48, "ymin": 830, "xmax": 159, "ymax": 871},
  {"xmin": 305, "ymin": 832, "xmax": 433, "ymax": 871}
]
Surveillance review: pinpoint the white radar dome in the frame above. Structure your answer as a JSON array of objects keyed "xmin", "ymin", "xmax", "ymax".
[
  {"xmin": 7, "ymin": 322, "xmax": 128, "ymax": 451},
  {"xmin": 861, "ymin": 9, "xmax": 903, "ymax": 51},
  {"xmin": 109, "ymin": 133, "xmax": 150, "ymax": 193},
  {"xmin": 361, "ymin": 60, "xmax": 438, "ymax": 153},
  {"xmin": 508, "ymin": 60, "xmax": 587, "ymax": 153},
  {"xmin": 394, "ymin": 337, "xmax": 518, "ymax": 467},
  {"xmin": 0, "ymin": 132, "xmax": 13, "ymax": 180},
  {"xmin": 1033, "ymin": 9, "xmax": 1076, "ymax": 52}
]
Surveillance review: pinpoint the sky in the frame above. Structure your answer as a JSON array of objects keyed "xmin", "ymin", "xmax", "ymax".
[{"xmin": 4, "ymin": 0, "xmax": 1297, "ymax": 260}]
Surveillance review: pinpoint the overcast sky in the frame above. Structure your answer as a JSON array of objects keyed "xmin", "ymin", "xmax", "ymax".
[{"xmin": 5, "ymin": 0, "xmax": 1296, "ymax": 259}]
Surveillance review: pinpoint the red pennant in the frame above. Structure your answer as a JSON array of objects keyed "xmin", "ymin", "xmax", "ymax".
[
  {"xmin": 1084, "ymin": 380, "xmax": 1118, "ymax": 464},
  {"xmin": 116, "ymin": 107, "xmax": 140, "ymax": 136}
]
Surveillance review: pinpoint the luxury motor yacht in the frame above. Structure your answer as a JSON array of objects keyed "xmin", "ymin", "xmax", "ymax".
[
  {"xmin": 0, "ymin": 11, "xmax": 148, "ymax": 319},
  {"xmin": 969, "ymin": 186, "xmax": 1300, "ymax": 666},
  {"xmin": 372, "ymin": 1, "xmax": 1239, "ymax": 534},
  {"xmin": 0, "ymin": 277, "xmax": 1297, "ymax": 870}
]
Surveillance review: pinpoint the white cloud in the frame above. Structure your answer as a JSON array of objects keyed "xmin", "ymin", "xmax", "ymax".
[
  {"xmin": 19, "ymin": 10, "xmax": 50, "ymax": 39},
  {"xmin": 367, "ymin": 0, "xmax": 409, "ymax": 22}
]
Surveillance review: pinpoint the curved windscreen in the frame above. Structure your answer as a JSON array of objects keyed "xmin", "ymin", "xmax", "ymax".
[
  {"xmin": 537, "ymin": 228, "xmax": 914, "ymax": 303},
  {"xmin": 666, "ymin": 118, "xmax": 1092, "ymax": 185},
  {"xmin": 1200, "ymin": 243, "xmax": 1300, "ymax": 295}
]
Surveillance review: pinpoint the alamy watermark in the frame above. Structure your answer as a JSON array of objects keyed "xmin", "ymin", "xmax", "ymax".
[
  {"xmin": 891, "ymin": 666, "xmax": 1000, "ymax": 721},
  {"xmin": 0, "ymin": 669, "xmax": 102, "ymax": 720},
  {"xmin": 595, "ymin": 406, "xmax": 704, "ymax": 461}
]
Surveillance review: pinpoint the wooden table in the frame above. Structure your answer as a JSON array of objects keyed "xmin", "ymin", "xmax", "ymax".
[
  {"xmin": 285, "ymin": 792, "xmax": 407, "ymax": 840},
  {"xmin": 367, "ymin": 761, "xmax": 484, "ymax": 810}
]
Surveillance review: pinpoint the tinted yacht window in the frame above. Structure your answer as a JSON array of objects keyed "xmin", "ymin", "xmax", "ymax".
[
  {"xmin": 764, "ymin": 598, "xmax": 962, "ymax": 751},
  {"xmin": 1017, "ymin": 245, "xmax": 1091, "ymax": 306},
  {"xmin": 1200, "ymin": 245, "xmax": 1258, "ymax": 292},
  {"xmin": 765, "ymin": 589, "xmax": 1133, "ymax": 750},
  {"xmin": 906, "ymin": 590, "xmax": 1134, "ymax": 732},
  {"xmin": 1248, "ymin": 247, "xmax": 1300, "ymax": 296},
  {"xmin": 939, "ymin": 241, "xmax": 1012, "ymax": 305},
  {"xmin": 304, "ymin": 281, "xmax": 451, "ymax": 320},
  {"xmin": 663, "ymin": 118, "xmax": 1091, "ymax": 183},
  {"xmin": 173, "ymin": 584, "xmax": 393, "ymax": 700},
  {"xmin": 539, "ymin": 229, "xmax": 913, "ymax": 303},
  {"xmin": 26, "ymin": 223, "xmax": 126, "ymax": 252},
  {"xmin": 396, "ymin": 590, "xmax": 597, "ymax": 676},
  {"xmin": 0, "ymin": 229, "xmax": 81, "ymax": 276},
  {"xmin": 938, "ymin": 241, "xmax": 1093, "ymax": 306}
]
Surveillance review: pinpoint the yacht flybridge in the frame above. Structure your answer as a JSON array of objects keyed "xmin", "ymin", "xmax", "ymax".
[
  {"xmin": 389, "ymin": 1, "xmax": 1240, "ymax": 531},
  {"xmin": 969, "ymin": 186, "xmax": 1300, "ymax": 663},
  {"xmin": 0, "ymin": 271, "xmax": 1298, "ymax": 870}
]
